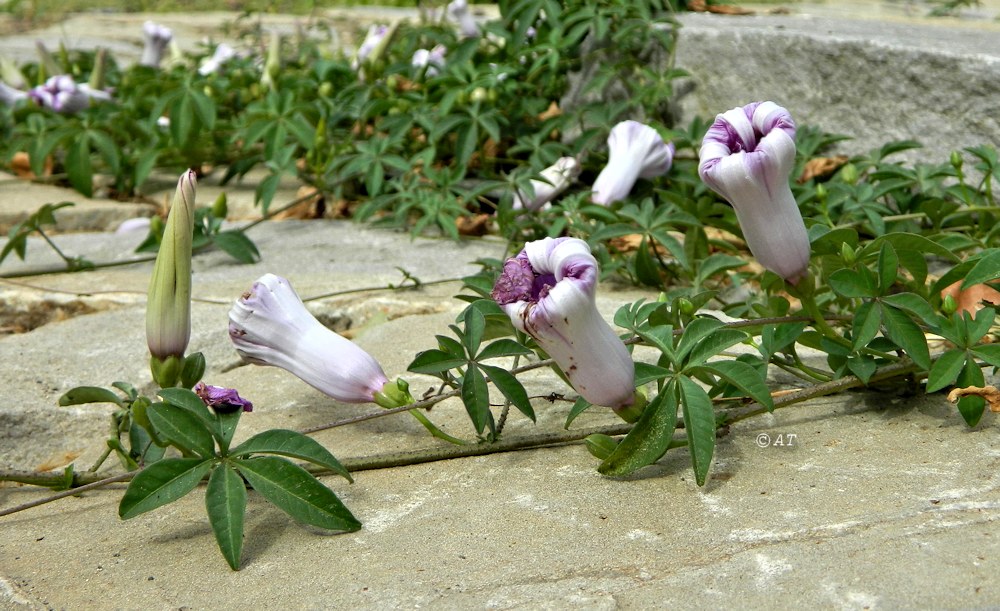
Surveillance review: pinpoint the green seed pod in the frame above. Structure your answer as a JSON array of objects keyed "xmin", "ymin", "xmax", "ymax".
[
  {"xmin": 839, "ymin": 162, "xmax": 858, "ymax": 184},
  {"xmin": 840, "ymin": 242, "xmax": 856, "ymax": 265},
  {"xmin": 211, "ymin": 193, "xmax": 228, "ymax": 220},
  {"xmin": 950, "ymin": 151, "xmax": 963, "ymax": 170},
  {"xmin": 942, "ymin": 293, "xmax": 958, "ymax": 315}
]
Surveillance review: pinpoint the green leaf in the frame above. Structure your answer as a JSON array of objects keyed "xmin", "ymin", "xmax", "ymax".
[
  {"xmin": 598, "ymin": 389, "xmax": 677, "ymax": 477},
  {"xmin": 479, "ymin": 363, "xmax": 535, "ymax": 422},
  {"xmin": 119, "ymin": 458, "xmax": 213, "ymax": 519},
  {"xmin": 876, "ymin": 242, "xmax": 898, "ymax": 291},
  {"xmin": 956, "ymin": 394, "xmax": 986, "ymax": 427},
  {"xmin": 462, "ymin": 305, "xmax": 486, "ymax": 357},
  {"xmin": 961, "ymin": 250, "xmax": 1000, "ymax": 289},
  {"xmin": 880, "ymin": 293, "xmax": 939, "ymax": 327},
  {"xmin": 634, "ymin": 237, "xmax": 663, "ymax": 287},
  {"xmin": 230, "ymin": 429, "xmax": 352, "ymax": 482},
  {"xmin": 65, "ymin": 136, "xmax": 93, "ymax": 197},
  {"xmin": 564, "ymin": 397, "xmax": 593, "ymax": 429},
  {"xmin": 849, "ymin": 300, "xmax": 881, "ymax": 352},
  {"xmin": 829, "ymin": 268, "xmax": 878, "ymax": 298},
  {"xmin": 58, "ymin": 386, "xmax": 124, "ymax": 407},
  {"xmin": 846, "ymin": 354, "xmax": 878, "ymax": 384},
  {"xmin": 692, "ymin": 360, "xmax": 774, "ymax": 411},
  {"xmin": 971, "ymin": 343, "xmax": 1000, "ymax": 368},
  {"xmin": 675, "ymin": 317, "xmax": 725, "ymax": 364},
  {"xmin": 865, "ymin": 232, "xmax": 959, "ymax": 263},
  {"xmin": 635, "ymin": 325, "xmax": 676, "ymax": 364},
  {"xmin": 881, "ymin": 305, "xmax": 931, "ymax": 370},
  {"xmin": 476, "ymin": 338, "xmax": 533, "ymax": 361},
  {"xmin": 233, "ymin": 456, "xmax": 361, "ymax": 532},
  {"xmin": 926, "ymin": 349, "xmax": 967, "ymax": 393},
  {"xmin": 461, "ymin": 365, "xmax": 492, "ymax": 435},
  {"xmin": 407, "ymin": 349, "xmax": 467, "ymax": 374},
  {"xmin": 634, "ymin": 361, "xmax": 671, "ymax": 386},
  {"xmin": 682, "ymin": 328, "xmax": 748, "ymax": 369},
  {"xmin": 212, "ymin": 231, "xmax": 260, "ymax": 264},
  {"xmin": 206, "ymin": 463, "xmax": 247, "ymax": 571},
  {"xmin": 158, "ymin": 387, "xmax": 215, "ymax": 426},
  {"xmin": 147, "ymin": 403, "xmax": 217, "ymax": 458},
  {"xmin": 679, "ymin": 376, "xmax": 716, "ymax": 487}
]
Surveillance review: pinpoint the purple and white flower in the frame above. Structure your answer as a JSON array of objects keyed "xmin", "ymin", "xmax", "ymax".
[
  {"xmin": 411, "ymin": 45, "xmax": 446, "ymax": 77},
  {"xmin": 140, "ymin": 21, "xmax": 173, "ymax": 68},
  {"xmin": 28, "ymin": 75, "xmax": 110, "ymax": 113},
  {"xmin": 513, "ymin": 157, "xmax": 582, "ymax": 212},
  {"xmin": 198, "ymin": 43, "xmax": 237, "ymax": 76},
  {"xmin": 0, "ymin": 82, "xmax": 27, "ymax": 107},
  {"xmin": 352, "ymin": 24, "xmax": 390, "ymax": 71},
  {"xmin": 229, "ymin": 274, "xmax": 391, "ymax": 404},
  {"xmin": 698, "ymin": 101, "xmax": 810, "ymax": 284},
  {"xmin": 491, "ymin": 237, "xmax": 636, "ymax": 412},
  {"xmin": 591, "ymin": 120, "xmax": 675, "ymax": 206},
  {"xmin": 447, "ymin": 0, "xmax": 480, "ymax": 38}
]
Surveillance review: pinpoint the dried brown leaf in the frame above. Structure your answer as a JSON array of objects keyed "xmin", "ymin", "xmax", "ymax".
[
  {"xmin": 798, "ymin": 155, "xmax": 849, "ymax": 183},
  {"xmin": 456, "ymin": 213, "xmax": 491, "ymax": 236},
  {"xmin": 947, "ymin": 385, "xmax": 1000, "ymax": 412}
]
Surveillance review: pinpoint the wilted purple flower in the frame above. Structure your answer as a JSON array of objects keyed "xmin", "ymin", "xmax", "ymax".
[
  {"xmin": 513, "ymin": 157, "xmax": 582, "ymax": 212},
  {"xmin": 198, "ymin": 43, "xmax": 237, "ymax": 76},
  {"xmin": 140, "ymin": 21, "xmax": 173, "ymax": 68},
  {"xmin": 229, "ymin": 274, "xmax": 391, "ymax": 404},
  {"xmin": 491, "ymin": 237, "xmax": 636, "ymax": 412},
  {"xmin": 448, "ymin": 0, "xmax": 480, "ymax": 38},
  {"xmin": 412, "ymin": 45, "xmax": 446, "ymax": 77},
  {"xmin": 195, "ymin": 382, "xmax": 253, "ymax": 413},
  {"xmin": 28, "ymin": 75, "xmax": 109, "ymax": 113},
  {"xmin": 591, "ymin": 120, "xmax": 675, "ymax": 206},
  {"xmin": 352, "ymin": 24, "xmax": 390, "ymax": 71},
  {"xmin": 698, "ymin": 101, "xmax": 810, "ymax": 284}
]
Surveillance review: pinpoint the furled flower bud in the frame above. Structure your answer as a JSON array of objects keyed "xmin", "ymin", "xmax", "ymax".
[
  {"xmin": 411, "ymin": 45, "xmax": 446, "ymax": 77},
  {"xmin": 228, "ymin": 274, "xmax": 391, "ymax": 404},
  {"xmin": 591, "ymin": 121, "xmax": 675, "ymax": 206},
  {"xmin": 447, "ymin": 0, "xmax": 480, "ymax": 38},
  {"xmin": 698, "ymin": 101, "xmax": 810, "ymax": 284},
  {"xmin": 140, "ymin": 21, "xmax": 173, "ymax": 68},
  {"xmin": 198, "ymin": 43, "xmax": 237, "ymax": 76},
  {"xmin": 194, "ymin": 382, "xmax": 253, "ymax": 413},
  {"xmin": 491, "ymin": 237, "xmax": 636, "ymax": 412},
  {"xmin": 146, "ymin": 170, "xmax": 196, "ymax": 371},
  {"xmin": 513, "ymin": 157, "xmax": 582, "ymax": 212}
]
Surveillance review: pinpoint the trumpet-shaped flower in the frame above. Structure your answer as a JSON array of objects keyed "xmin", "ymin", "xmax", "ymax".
[
  {"xmin": 698, "ymin": 101, "xmax": 810, "ymax": 283},
  {"xmin": 229, "ymin": 274, "xmax": 391, "ymax": 404},
  {"xmin": 447, "ymin": 0, "xmax": 480, "ymax": 38},
  {"xmin": 0, "ymin": 82, "xmax": 27, "ymax": 107},
  {"xmin": 491, "ymin": 237, "xmax": 636, "ymax": 411},
  {"xmin": 195, "ymin": 382, "xmax": 254, "ymax": 413},
  {"xmin": 513, "ymin": 157, "xmax": 582, "ymax": 212},
  {"xmin": 412, "ymin": 45, "xmax": 446, "ymax": 77},
  {"xmin": 146, "ymin": 170, "xmax": 196, "ymax": 366},
  {"xmin": 140, "ymin": 21, "xmax": 173, "ymax": 68},
  {"xmin": 198, "ymin": 43, "xmax": 237, "ymax": 76},
  {"xmin": 591, "ymin": 121, "xmax": 675, "ymax": 206},
  {"xmin": 28, "ymin": 76, "xmax": 110, "ymax": 114},
  {"xmin": 352, "ymin": 24, "xmax": 390, "ymax": 71}
]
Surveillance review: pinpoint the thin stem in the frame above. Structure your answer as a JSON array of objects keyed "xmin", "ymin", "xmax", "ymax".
[
  {"xmin": 406, "ymin": 409, "xmax": 469, "ymax": 445},
  {"xmin": 0, "ymin": 471, "xmax": 135, "ymax": 518}
]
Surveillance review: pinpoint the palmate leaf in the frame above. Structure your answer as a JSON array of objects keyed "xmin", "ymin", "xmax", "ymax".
[
  {"xmin": 691, "ymin": 359, "xmax": 774, "ymax": 412},
  {"xmin": 233, "ymin": 456, "xmax": 361, "ymax": 533},
  {"xmin": 229, "ymin": 429, "xmax": 352, "ymax": 482},
  {"xmin": 212, "ymin": 231, "xmax": 260, "ymax": 264},
  {"xmin": 881, "ymin": 305, "xmax": 931, "ymax": 370},
  {"xmin": 598, "ymin": 388, "xmax": 677, "ymax": 477},
  {"xmin": 206, "ymin": 463, "xmax": 247, "ymax": 571},
  {"xmin": 925, "ymin": 349, "xmax": 966, "ymax": 393},
  {"xmin": 119, "ymin": 457, "xmax": 214, "ymax": 519}
]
